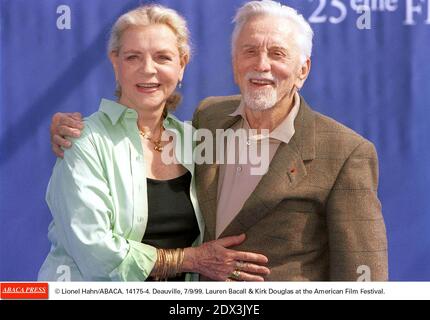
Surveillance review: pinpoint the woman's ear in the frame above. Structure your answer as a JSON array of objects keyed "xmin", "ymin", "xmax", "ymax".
[{"xmin": 178, "ymin": 54, "xmax": 189, "ymax": 81}]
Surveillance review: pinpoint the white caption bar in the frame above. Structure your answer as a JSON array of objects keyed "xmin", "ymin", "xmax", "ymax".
[{"xmin": 43, "ymin": 282, "xmax": 430, "ymax": 300}]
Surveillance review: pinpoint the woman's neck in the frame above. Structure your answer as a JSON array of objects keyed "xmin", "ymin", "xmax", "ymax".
[
  {"xmin": 136, "ymin": 107, "xmax": 164, "ymax": 134},
  {"xmin": 118, "ymin": 97, "xmax": 165, "ymax": 133}
]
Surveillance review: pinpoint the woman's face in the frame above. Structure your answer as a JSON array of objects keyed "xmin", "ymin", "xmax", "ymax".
[{"xmin": 110, "ymin": 24, "xmax": 186, "ymax": 112}]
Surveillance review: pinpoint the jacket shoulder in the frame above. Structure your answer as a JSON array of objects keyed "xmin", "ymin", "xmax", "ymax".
[
  {"xmin": 312, "ymin": 110, "xmax": 376, "ymax": 158},
  {"xmin": 195, "ymin": 95, "xmax": 241, "ymax": 116}
]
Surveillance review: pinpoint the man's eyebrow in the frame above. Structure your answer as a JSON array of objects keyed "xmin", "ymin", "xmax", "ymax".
[
  {"xmin": 269, "ymin": 46, "xmax": 288, "ymax": 51},
  {"xmin": 241, "ymin": 44, "xmax": 257, "ymax": 49},
  {"xmin": 240, "ymin": 44, "xmax": 289, "ymax": 51}
]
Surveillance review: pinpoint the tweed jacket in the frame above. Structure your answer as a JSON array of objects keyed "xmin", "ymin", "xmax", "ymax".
[{"xmin": 193, "ymin": 95, "xmax": 388, "ymax": 281}]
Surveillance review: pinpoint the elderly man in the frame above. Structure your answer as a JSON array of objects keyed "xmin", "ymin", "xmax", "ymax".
[{"xmin": 50, "ymin": 0, "xmax": 388, "ymax": 281}]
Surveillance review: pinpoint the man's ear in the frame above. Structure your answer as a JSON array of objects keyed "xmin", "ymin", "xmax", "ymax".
[{"xmin": 295, "ymin": 58, "xmax": 311, "ymax": 91}]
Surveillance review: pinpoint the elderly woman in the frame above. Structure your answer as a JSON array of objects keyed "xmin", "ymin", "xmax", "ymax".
[{"xmin": 38, "ymin": 5, "xmax": 270, "ymax": 281}]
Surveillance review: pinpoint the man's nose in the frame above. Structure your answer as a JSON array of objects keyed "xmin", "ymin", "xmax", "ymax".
[{"xmin": 254, "ymin": 53, "xmax": 271, "ymax": 72}]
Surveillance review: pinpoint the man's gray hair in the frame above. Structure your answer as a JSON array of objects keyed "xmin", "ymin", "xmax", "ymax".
[{"xmin": 231, "ymin": 0, "xmax": 314, "ymax": 63}]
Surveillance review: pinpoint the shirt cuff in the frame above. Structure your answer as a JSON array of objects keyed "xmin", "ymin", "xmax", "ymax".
[{"xmin": 109, "ymin": 240, "xmax": 157, "ymax": 281}]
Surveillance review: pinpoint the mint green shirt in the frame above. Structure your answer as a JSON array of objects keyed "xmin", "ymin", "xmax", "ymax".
[{"xmin": 38, "ymin": 99, "xmax": 204, "ymax": 281}]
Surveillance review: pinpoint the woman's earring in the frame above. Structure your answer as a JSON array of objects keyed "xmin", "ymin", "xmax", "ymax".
[{"xmin": 178, "ymin": 80, "xmax": 182, "ymax": 89}]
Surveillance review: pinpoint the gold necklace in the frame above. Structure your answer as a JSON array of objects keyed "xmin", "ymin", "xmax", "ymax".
[{"xmin": 139, "ymin": 122, "xmax": 164, "ymax": 152}]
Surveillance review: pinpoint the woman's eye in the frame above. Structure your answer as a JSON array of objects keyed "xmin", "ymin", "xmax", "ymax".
[{"xmin": 158, "ymin": 55, "xmax": 172, "ymax": 61}]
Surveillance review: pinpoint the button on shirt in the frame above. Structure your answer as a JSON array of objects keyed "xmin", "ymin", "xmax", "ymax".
[{"xmin": 215, "ymin": 93, "xmax": 300, "ymax": 238}]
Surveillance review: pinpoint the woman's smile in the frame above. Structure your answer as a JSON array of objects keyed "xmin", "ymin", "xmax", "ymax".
[{"xmin": 136, "ymin": 82, "xmax": 161, "ymax": 94}]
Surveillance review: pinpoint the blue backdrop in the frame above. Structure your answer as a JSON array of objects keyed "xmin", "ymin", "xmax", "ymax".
[{"xmin": 1, "ymin": 0, "xmax": 429, "ymax": 281}]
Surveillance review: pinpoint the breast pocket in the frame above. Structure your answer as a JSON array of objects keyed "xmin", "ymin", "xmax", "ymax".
[{"xmin": 262, "ymin": 199, "xmax": 327, "ymax": 250}]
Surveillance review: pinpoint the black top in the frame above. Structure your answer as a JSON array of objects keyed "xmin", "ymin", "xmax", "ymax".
[{"xmin": 142, "ymin": 171, "xmax": 199, "ymax": 281}]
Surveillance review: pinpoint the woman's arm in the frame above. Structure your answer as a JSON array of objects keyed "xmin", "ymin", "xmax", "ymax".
[{"xmin": 47, "ymin": 124, "xmax": 157, "ymax": 281}]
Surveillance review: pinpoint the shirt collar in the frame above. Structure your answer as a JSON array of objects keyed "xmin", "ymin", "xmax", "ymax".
[
  {"xmin": 229, "ymin": 92, "xmax": 301, "ymax": 144},
  {"xmin": 99, "ymin": 98, "xmax": 129, "ymax": 125}
]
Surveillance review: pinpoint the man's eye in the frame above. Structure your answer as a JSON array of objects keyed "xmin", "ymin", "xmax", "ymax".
[{"xmin": 271, "ymin": 51, "xmax": 284, "ymax": 58}]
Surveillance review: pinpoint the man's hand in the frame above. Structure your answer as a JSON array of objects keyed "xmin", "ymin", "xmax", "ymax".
[{"xmin": 51, "ymin": 112, "xmax": 84, "ymax": 158}]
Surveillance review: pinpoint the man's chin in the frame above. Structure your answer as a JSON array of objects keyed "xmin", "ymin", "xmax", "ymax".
[{"xmin": 244, "ymin": 95, "xmax": 277, "ymax": 111}]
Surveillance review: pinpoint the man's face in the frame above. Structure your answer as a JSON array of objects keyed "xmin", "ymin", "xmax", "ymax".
[{"xmin": 233, "ymin": 15, "xmax": 310, "ymax": 111}]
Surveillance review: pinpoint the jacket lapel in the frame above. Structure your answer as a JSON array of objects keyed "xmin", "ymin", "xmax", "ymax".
[{"xmin": 195, "ymin": 113, "xmax": 242, "ymax": 241}]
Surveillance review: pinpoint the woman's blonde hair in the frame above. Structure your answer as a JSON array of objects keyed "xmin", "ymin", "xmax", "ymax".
[{"xmin": 108, "ymin": 4, "xmax": 191, "ymax": 113}]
